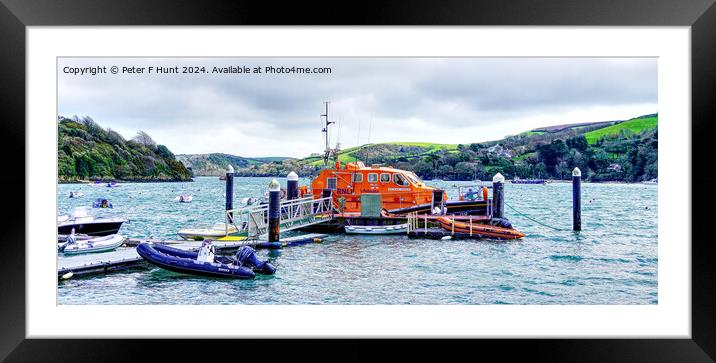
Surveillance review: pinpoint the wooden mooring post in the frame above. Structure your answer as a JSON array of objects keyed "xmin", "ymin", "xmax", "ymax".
[
  {"xmin": 492, "ymin": 172, "xmax": 505, "ymax": 219},
  {"xmin": 572, "ymin": 167, "xmax": 582, "ymax": 231},
  {"xmin": 268, "ymin": 178, "xmax": 281, "ymax": 242},
  {"xmin": 287, "ymin": 171, "xmax": 298, "ymax": 200},
  {"xmin": 225, "ymin": 165, "xmax": 234, "ymax": 224}
]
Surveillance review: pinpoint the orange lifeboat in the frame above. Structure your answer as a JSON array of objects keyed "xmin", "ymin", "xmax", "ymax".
[{"xmin": 310, "ymin": 161, "xmax": 446, "ymax": 213}]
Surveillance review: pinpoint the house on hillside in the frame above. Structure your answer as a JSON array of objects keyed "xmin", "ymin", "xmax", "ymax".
[{"xmin": 486, "ymin": 144, "xmax": 513, "ymax": 158}]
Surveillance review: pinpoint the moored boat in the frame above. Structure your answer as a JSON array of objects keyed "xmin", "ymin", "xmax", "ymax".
[
  {"xmin": 58, "ymin": 234, "xmax": 126, "ymax": 255},
  {"xmin": 174, "ymin": 195, "xmax": 193, "ymax": 202},
  {"xmin": 436, "ymin": 216, "xmax": 525, "ymax": 240},
  {"xmin": 136, "ymin": 242, "xmax": 275, "ymax": 279},
  {"xmin": 511, "ymin": 178, "xmax": 545, "ymax": 184},
  {"xmin": 177, "ymin": 222, "xmax": 241, "ymax": 240},
  {"xmin": 92, "ymin": 198, "xmax": 113, "ymax": 208},
  {"xmin": 58, "ymin": 207, "xmax": 126, "ymax": 236},
  {"xmin": 345, "ymin": 223, "xmax": 409, "ymax": 235}
]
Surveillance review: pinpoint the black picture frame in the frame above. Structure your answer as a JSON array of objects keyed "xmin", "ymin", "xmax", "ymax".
[{"xmin": 2, "ymin": 0, "xmax": 714, "ymax": 361}]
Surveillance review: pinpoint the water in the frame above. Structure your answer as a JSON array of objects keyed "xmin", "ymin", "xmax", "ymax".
[{"xmin": 57, "ymin": 177, "xmax": 658, "ymax": 305}]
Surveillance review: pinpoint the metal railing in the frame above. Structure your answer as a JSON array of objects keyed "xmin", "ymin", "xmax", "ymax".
[{"xmin": 225, "ymin": 196, "xmax": 335, "ymax": 239}]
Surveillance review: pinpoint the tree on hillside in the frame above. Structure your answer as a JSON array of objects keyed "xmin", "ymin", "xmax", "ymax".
[
  {"xmin": 132, "ymin": 131, "xmax": 157, "ymax": 148},
  {"xmin": 537, "ymin": 139, "xmax": 569, "ymax": 175}
]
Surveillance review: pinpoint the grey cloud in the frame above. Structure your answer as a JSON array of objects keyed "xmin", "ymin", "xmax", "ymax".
[{"xmin": 58, "ymin": 57, "xmax": 656, "ymax": 157}]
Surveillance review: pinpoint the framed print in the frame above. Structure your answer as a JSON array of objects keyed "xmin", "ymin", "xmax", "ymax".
[{"xmin": 2, "ymin": 0, "xmax": 715, "ymax": 361}]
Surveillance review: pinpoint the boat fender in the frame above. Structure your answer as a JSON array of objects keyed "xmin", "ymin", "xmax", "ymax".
[
  {"xmin": 441, "ymin": 236, "xmax": 452, "ymax": 240},
  {"xmin": 482, "ymin": 187, "xmax": 489, "ymax": 201}
]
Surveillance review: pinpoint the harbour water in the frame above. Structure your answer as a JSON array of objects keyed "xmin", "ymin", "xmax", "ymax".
[{"xmin": 57, "ymin": 177, "xmax": 657, "ymax": 305}]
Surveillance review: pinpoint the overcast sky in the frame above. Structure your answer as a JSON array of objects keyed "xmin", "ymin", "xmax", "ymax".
[{"xmin": 58, "ymin": 57, "xmax": 657, "ymax": 158}]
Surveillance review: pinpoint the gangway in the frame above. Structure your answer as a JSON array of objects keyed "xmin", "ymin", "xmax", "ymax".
[{"xmin": 225, "ymin": 195, "xmax": 335, "ymax": 239}]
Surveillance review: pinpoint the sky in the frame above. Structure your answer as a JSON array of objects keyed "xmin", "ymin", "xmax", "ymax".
[{"xmin": 58, "ymin": 57, "xmax": 657, "ymax": 158}]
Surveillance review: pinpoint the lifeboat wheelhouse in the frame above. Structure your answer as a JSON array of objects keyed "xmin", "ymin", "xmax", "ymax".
[{"xmin": 310, "ymin": 161, "xmax": 447, "ymax": 213}]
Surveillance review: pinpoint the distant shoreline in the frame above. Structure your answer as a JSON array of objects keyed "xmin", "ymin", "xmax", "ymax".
[
  {"xmin": 57, "ymin": 176, "xmax": 655, "ymax": 185},
  {"xmin": 58, "ymin": 178, "xmax": 194, "ymax": 184}
]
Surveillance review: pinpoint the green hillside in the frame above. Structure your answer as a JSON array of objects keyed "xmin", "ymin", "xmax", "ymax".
[
  {"xmin": 584, "ymin": 115, "xmax": 658, "ymax": 144},
  {"xmin": 308, "ymin": 142, "xmax": 458, "ymax": 166},
  {"xmin": 58, "ymin": 116, "xmax": 192, "ymax": 182}
]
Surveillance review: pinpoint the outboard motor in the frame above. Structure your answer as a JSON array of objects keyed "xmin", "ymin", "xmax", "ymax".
[
  {"xmin": 59, "ymin": 228, "xmax": 77, "ymax": 252},
  {"xmin": 196, "ymin": 240, "xmax": 216, "ymax": 263},
  {"xmin": 235, "ymin": 246, "xmax": 276, "ymax": 275}
]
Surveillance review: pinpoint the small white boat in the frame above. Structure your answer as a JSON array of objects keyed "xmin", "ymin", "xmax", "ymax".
[
  {"xmin": 178, "ymin": 223, "xmax": 239, "ymax": 240},
  {"xmin": 174, "ymin": 195, "xmax": 193, "ymax": 202},
  {"xmin": 58, "ymin": 207, "xmax": 126, "ymax": 236},
  {"xmin": 345, "ymin": 223, "xmax": 409, "ymax": 235},
  {"xmin": 58, "ymin": 234, "xmax": 126, "ymax": 255},
  {"xmin": 68, "ymin": 191, "xmax": 84, "ymax": 198}
]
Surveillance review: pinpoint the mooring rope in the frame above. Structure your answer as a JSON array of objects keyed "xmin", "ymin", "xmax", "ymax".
[{"xmin": 504, "ymin": 201, "xmax": 567, "ymax": 231}]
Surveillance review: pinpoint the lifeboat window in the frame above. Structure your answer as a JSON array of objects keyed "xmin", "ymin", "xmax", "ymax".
[
  {"xmin": 352, "ymin": 173, "xmax": 363, "ymax": 183},
  {"xmin": 326, "ymin": 178, "xmax": 337, "ymax": 190},
  {"xmin": 367, "ymin": 173, "xmax": 378, "ymax": 182},
  {"xmin": 393, "ymin": 173, "xmax": 409, "ymax": 186},
  {"xmin": 405, "ymin": 172, "xmax": 422, "ymax": 184},
  {"xmin": 380, "ymin": 173, "xmax": 391, "ymax": 183}
]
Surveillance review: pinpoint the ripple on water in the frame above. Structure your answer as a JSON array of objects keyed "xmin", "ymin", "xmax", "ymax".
[{"xmin": 57, "ymin": 179, "xmax": 658, "ymax": 305}]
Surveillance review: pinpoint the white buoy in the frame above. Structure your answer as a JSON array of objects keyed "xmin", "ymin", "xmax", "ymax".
[
  {"xmin": 61, "ymin": 272, "xmax": 74, "ymax": 280},
  {"xmin": 441, "ymin": 236, "xmax": 452, "ymax": 240}
]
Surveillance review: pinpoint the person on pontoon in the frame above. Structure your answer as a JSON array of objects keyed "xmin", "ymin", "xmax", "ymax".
[
  {"xmin": 465, "ymin": 188, "xmax": 478, "ymax": 201},
  {"xmin": 197, "ymin": 239, "xmax": 216, "ymax": 263}
]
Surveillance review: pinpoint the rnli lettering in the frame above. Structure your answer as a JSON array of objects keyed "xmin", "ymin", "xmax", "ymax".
[{"xmin": 334, "ymin": 188, "xmax": 352, "ymax": 195}]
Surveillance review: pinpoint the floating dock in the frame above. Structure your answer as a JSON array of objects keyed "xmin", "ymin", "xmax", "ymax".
[
  {"xmin": 408, "ymin": 228, "xmax": 514, "ymax": 240},
  {"xmin": 58, "ymin": 234, "xmax": 327, "ymax": 279}
]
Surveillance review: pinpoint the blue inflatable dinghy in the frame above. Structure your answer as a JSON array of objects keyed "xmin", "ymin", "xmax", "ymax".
[{"xmin": 136, "ymin": 242, "xmax": 276, "ymax": 279}]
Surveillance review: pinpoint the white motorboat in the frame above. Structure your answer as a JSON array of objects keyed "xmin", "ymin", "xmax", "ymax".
[
  {"xmin": 68, "ymin": 191, "xmax": 84, "ymax": 198},
  {"xmin": 58, "ymin": 207, "xmax": 127, "ymax": 236},
  {"xmin": 58, "ymin": 234, "xmax": 126, "ymax": 255},
  {"xmin": 174, "ymin": 195, "xmax": 193, "ymax": 202},
  {"xmin": 177, "ymin": 222, "xmax": 240, "ymax": 240},
  {"xmin": 345, "ymin": 223, "xmax": 409, "ymax": 235}
]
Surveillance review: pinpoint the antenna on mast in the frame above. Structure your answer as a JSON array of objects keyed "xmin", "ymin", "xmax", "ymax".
[{"xmin": 321, "ymin": 101, "xmax": 334, "ymax": 168}]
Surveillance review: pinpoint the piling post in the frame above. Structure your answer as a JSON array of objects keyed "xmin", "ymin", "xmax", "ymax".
[
  {"xmin": 225, "ymin": 165, "xmax": 234, "ymax": 224},
  {"xmin": 287, "ymin": 171, "xmax": 299, "ymax": 200},
  {"xmin": 572, "ymin": 167, "xmax": 582, "ymax": 231},
  {"xmin": 492, "ymin": 173, "xmax": 505, "ymax": 219},
  {"xmin": 268, "ymin": 178, "xmax": 281, "ymax": 242}
]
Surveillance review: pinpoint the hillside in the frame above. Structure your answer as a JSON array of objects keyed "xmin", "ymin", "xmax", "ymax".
[
  {"xmin": 584, "ymin": 114, "xmax": 658, "ymax": 144},
  {"xmin": 176, "ymin": 154, "xmax": 295, "ymax": 176},
  {"xmin": 302, "ymin": 142, "xmax": 458, "ymax": 167},
  {"xmin": 58, "ymin": 116, "xmax": 192, "ymax": 182},
  {"xmin": 234, "ymin": 112, "xmax": 658, "ymax": 182}
]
